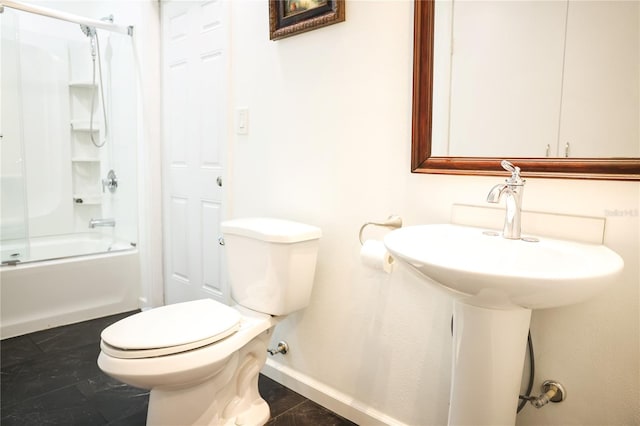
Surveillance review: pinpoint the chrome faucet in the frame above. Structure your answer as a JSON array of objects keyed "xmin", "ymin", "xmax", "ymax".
[
  {"xmin": 487, "ymin": 160, "xmax": 525, "ymax": 240},
  {"xmin": 89, "ymin": 218, "xmax": 116, "ymax": 228}
]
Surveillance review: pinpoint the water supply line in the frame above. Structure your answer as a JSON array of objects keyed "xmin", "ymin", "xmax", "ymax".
[
  {"xmin": 517, "ymin": 331, "xmax": 535, "ymax": 413},
  {"xmin": 267, "ymin": 341, "xmax": 289, "ymax": 356},
  {"xmin": 520, "ymin": 380, "xmax": 567, "ymax": 408}
]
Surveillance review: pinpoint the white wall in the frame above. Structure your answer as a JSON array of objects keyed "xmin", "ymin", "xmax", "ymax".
[{"xmin": 230, "ymin": 1, "xmax": 639, "ymax": 425}]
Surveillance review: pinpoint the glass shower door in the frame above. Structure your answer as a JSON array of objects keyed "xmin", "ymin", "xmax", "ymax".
[
  {"xmin": 1, "ymin": 4, "xmax": 138, "ymax": 263},
  {"xmin": 1, "ymin": 8, "xmax": 29, "ymax": 264}
]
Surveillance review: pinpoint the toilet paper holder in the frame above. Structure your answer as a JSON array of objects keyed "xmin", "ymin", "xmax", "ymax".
[{"xmin": 358, "ymin": 215, "xmax": 403, "ymax": 245}]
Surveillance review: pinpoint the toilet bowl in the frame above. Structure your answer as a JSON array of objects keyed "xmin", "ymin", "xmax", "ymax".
[
  {"xmin": 98, "ymin": 301, "xmax": 276, "ymax": 425},
  {"xmin": 97, "ymin": 218, "xmax": 321, "ymax": 426}
]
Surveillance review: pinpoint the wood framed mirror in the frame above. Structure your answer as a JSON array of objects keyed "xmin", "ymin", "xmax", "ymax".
[{"xmin": 411, "ymin": 0, "xmax": 640, "ymax": 180}]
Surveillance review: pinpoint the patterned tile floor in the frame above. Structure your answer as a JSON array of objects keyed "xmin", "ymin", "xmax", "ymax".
[{"xmin": 1, "ymin": 311, "xmax": 356, "ymax": 426}]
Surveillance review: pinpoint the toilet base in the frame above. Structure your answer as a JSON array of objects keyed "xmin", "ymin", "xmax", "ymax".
[{"xmin": 146, "ymin": 331, "xmax": 271, "ymax": 426}]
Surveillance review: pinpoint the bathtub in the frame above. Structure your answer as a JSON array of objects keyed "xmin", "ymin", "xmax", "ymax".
[{"xmin": 1, "ymin": 234, "xmax": 140, "ymax": 339}]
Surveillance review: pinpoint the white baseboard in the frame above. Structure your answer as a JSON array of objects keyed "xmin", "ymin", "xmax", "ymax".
[{"xmin": 262, "ymin": 359, "xmax": 407, "ymax": 426}]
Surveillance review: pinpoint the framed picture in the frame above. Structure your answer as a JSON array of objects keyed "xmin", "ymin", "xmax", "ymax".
[{"xmin": 269, "ymin": 0, "xmax": 345, "ymax": 40}]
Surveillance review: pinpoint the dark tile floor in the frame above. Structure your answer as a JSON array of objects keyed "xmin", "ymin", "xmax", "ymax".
[{"xmin": 1, "ymin": 311, "xmax": 357, "ymax": 426}]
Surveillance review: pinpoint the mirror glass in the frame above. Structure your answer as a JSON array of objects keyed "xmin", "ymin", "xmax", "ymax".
[
  {"xmin": 412, "ymin": 0, "xmax": 640, "ymax": 180},
  {"xmin": 431, "ymin": 0, "xmax": 639, "ymax": 158}
]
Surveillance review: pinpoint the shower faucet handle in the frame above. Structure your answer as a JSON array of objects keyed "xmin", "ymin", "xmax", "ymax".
[{"xmin": 102, "ymin": 169, "xmax": 118, "ymax": 193}]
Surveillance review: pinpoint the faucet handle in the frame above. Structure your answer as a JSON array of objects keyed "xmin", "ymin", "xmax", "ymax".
[
  {"xmin": 500, "ymin": 160, "xmax": 524, "ymax": 185},
  {"xmin": 102, "ymin": 169, "xmax": 118, "ymax": 194}
]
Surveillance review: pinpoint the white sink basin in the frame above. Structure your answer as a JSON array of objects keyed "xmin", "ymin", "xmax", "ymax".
[
  {"xmin": 384, "ymin": 224, "xmax": 624, "ymax": 309},
  {"xmin": 385, "ymin": 223, "xmax": 625, "ymax": 425}
]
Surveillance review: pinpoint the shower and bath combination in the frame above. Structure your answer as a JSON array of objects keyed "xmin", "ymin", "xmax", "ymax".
[
  {"xmin": 1, "ymin": 0, "xmax": 138, "ymax": 339},
  {"xmin": 79, "ymin": 16, "xmax": 111, "ymax": 148}
]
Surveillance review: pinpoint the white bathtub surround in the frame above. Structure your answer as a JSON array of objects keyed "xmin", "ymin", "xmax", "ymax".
[{"xmin": 1, "ymin": 5, "xmax": 138, "ymax": 242}]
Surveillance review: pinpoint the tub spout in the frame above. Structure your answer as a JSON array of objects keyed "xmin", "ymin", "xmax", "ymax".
[{"xmin": 89, "ymin": 218, "xmax": 116, "ymax": 228}]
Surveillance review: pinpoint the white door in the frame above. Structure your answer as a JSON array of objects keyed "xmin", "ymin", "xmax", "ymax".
[{"xmin": 161, "ymin": 0, "xmax": 228, "ymax": 304}]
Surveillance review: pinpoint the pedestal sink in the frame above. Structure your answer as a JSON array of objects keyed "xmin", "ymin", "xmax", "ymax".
[{"xmin": 384, "ymin": 224, "xmax": 624, "ymax": 426}]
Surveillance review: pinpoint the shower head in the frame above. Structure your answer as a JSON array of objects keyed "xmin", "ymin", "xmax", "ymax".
[
  {"xmin": 80, "ymin": 24, "xmax": 97, "ymax": 57},
  {"xmin": 80, "ymin": 24, "xmax": 96, "ymax": 38}
]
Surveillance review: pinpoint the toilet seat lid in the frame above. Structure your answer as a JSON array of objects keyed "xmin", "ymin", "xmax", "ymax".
[{"xmin": 101, "ymin": 299, "xmax": 241, "ymax": 358}]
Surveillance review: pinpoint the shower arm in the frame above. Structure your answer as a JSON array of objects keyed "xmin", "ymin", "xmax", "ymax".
[{"xmin": 0, "ymin": 0, "xmax": 133, "ymax": 36}]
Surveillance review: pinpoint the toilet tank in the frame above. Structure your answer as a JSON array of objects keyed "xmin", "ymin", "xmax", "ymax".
[{"xmin": 221, "ymin": 218, "xmax": 322, "ymax": 316}]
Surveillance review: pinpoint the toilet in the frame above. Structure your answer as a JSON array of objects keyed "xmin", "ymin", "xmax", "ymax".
[{"xmin": 97, "ymin": 218, "xmax": 321, "ymax": 426}]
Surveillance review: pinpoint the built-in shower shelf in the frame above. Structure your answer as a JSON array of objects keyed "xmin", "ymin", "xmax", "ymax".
[
  {"xmin": 71, "ymin": 157, "xmax": 100, "ymax": 163},
  {"xmin": 70, "ymin": 120, "xmax": 101, "ymax": 132},
  {"xmin": 69, "ymin": 81, "xmax": 97, "ymax": 89},
  {"xmin": 72, "ymin": 195, "xmax": 102, "ymax": 205}
]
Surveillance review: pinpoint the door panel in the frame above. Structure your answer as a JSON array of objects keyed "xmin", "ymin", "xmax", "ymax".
[{"xmin": 161, "ymin": 0, "xmax": 228, "ymax": 304}]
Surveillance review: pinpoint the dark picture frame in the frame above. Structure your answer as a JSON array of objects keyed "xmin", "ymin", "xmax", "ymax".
[{"xmin": 269, "ymin": 0, "xmax": 345, "ymax": 40}]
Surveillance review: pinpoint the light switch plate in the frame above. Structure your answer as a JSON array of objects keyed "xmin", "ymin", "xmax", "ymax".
[{"xmin": 236, "ymin": 107, "xmax": 249, "ymax": 135}]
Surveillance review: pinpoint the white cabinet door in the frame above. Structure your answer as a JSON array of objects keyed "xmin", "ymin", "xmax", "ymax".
[
  {"xmin": 558, "ymin": 1, "xmax": 639, "ymax": 158},
  {"xmin": 161, "ymin": 0, "xmax": 229, "ymax": 304},
  {"xmin": 447, "ymin": 0, "xmax": 567, "ymax": 158}
]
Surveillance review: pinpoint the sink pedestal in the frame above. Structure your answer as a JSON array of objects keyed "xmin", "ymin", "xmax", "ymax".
[
  {"xmin": 448, "ymin": 300, "xmax": 532, "ymax": 426},
  {"xmin": 384, "ymin": 224, "xmax": 624, "ymax": 425}
]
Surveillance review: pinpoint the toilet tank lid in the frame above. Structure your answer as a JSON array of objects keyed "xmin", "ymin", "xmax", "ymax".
[{"xmin": 221, "ymin": 218, "xmax": 321, "ymax": 243}]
